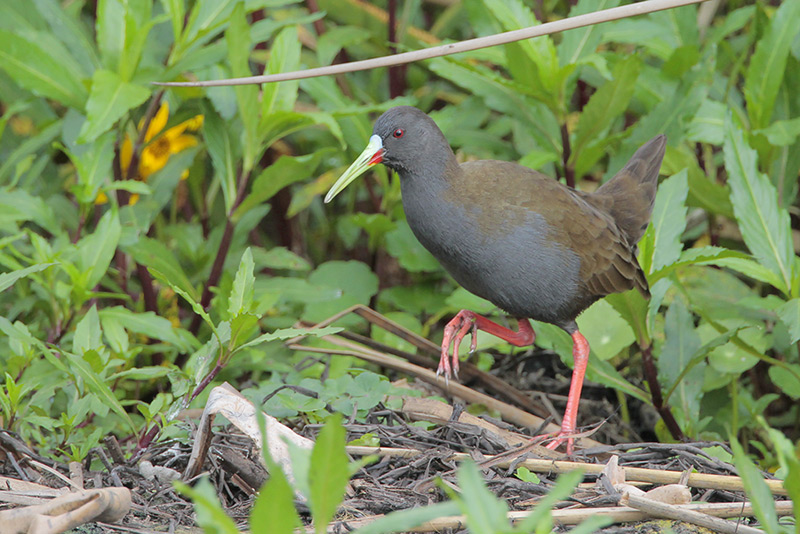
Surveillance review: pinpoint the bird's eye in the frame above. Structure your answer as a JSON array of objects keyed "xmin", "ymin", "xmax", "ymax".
[{"xmin": 393, "ymin": 128, "xmax": 404, "ymax": 138}]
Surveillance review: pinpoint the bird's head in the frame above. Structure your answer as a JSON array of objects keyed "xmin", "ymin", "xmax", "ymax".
[{"xmin": 324, "ymin": 106, "xmax": 449, "ymax": 203}]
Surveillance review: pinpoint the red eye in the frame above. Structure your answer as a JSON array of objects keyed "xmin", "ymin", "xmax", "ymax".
[{"xmin": 393, "ymin": 128, "xmax": 404, "ymax": 138}]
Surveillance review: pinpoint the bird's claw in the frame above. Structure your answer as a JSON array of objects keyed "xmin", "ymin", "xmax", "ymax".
[{"xmin": 437, "ymin": 311, "xmax": 478, "ymax": 382}]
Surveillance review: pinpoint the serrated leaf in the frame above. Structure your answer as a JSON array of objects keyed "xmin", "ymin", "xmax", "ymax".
[
  {"xmin": 723, "ymin": 118, "xmax": 794, "ymax": 294},
  {"xmin": 0, "ymin": 262, "xmax": 57, "ymax": 293},
  {"xmin": 309, "ymin": 414, "xmax": 350, "ymax": 534},
  {"xmin": 743, "ymin": 0, "xmax": 800, "ymax": 129},
  {"xmin": 228, "ymin": 248, "xmax": 255, "ymax": 317},
  {"xmin": 236, "ymin": 326, "xmax": 342, "ymax": 352},
  {"xmin": 78, "ymin": 70, "xmax": 150, "ymax": 143},
  {"xmin": 649, "ymin": 170, "xmax": 688, "ymax": 272}
]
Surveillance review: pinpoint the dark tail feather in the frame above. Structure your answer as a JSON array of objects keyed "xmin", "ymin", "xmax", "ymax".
[{"xmin": 596, "ymin": 134, "xmax": 667, "ymax": 245}]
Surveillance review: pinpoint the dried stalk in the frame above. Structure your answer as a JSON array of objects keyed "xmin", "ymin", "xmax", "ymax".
[{"xmin": 344, "ymin": 446, "xmax": 788, "ymax": 496}]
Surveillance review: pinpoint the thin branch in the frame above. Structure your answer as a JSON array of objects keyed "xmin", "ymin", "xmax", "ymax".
[{"xmin": 155, "ymin": 0, "xmax": 709, "ymax": 88}]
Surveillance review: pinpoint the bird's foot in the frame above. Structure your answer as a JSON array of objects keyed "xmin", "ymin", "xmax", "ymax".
[
  {"xmin": 541, "ymin": 431, "xmax": 575, "ymax": 455},
  {"xmin": 437, "ymin": 310, "xmax": 479, "ymax": 380}
]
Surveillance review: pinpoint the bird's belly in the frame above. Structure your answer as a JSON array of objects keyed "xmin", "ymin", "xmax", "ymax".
[{"xmin": 406, "ymin": 201, "xmax": 583, "ymax": 325}]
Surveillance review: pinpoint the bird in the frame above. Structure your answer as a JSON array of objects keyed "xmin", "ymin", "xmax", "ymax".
[{"xmin": 325, "ymin": 106, "xmax": 666, "ymax": 453}]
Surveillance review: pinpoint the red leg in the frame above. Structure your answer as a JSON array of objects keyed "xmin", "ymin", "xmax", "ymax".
[
  {"xmin": 543, "ymin": 331, "xmax": 589, "ymax": 454},
  {"xmin": 438, "ymin": 311, "xmax": 535, "ymax": 379}
]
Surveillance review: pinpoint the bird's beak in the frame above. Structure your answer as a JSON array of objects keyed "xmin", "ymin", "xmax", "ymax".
[{"xmin": 324, "ymin": 135, "xmax": 384, "ymax": 203}]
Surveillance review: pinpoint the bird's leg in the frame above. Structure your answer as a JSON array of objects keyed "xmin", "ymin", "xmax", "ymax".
[
  {"xmin": 438, "ymin": 312, "xmax": 535, "ymax": 379},
  {"xmin": 541, "ymin": 331, "xmax": 590, "ymax": 455}
]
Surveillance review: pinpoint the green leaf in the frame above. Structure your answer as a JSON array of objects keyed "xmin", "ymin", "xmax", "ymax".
[
  {"xmin": 515, "ymin": 470, "xmax": 586, "ymax": 532},
  {"xmin": 659, "ymin": 298, "xmax": 703, "ymax": 424},
  {"xmin": 576, "ymin": 300, "xmax": 634, "ymax": 361},
  {"xmin": 76, "ymin": 209, "xmax": 121, "ymax": 289},
  {"xmin": 77, "ymin": 70, "xmax": 150, "ymax": 143},
  {"xmin": 74, "ymin": 305, "xmax": 103, "ymax": 355},
  {"xmin": 261, "ymin": 26, "xmax": 301, "ymax": 117},
  {"xmin": 384, "ymin": 221, "xmax": 441, "ymax": 273},
  {"xmin": 309, "ymin": 414, "xmax": 350, "ymax": 534},
  {"xmin": 253, "ymin": 246, "xmax": 311, "ymax": 272},
  {"xmin": 731, "ymin": 440, "xmax": 781, "ymax": 534},
  {"xmin": 755, "ymin": 117, "xmax": 800, "ymax": 147},
  {"xmin": 250, "ymin": 449, "xmax": 300, "ymax": 534},
  {"xmin": 571, "ymin": 56, "xmax": 641, "ymax": 169},
  {"xmin": 456, "ymin": 460, "xmax": 510, "ymax": 534},
  {"xmin": 723, "ymin": 117, "xmax": 794, "ymax": 295},
  {"xmin": 686, "ymin": 99, "xmax": 725, "ymax": 144},
  {"xmin": 63, "ymin": 350, "xmax": 136, "ymax": 434},
  {"xmin": 235, "ymin": 152, "xmax": 327, "ymax": 220},
  {"xmin": 351, "ymin": 502, "xmax": 461, "ymax": 534},
  {"xmin": 202, "ymin": 103, "xmax": 238, "ymax": 214},
  {"xmin": 777, "ymin": 298, "xmax": 800, "ymax": 344},
  {"xmin": 149, "ymin": 268, "xmax": 219, "ymax": 342},
  {"xmin": 0, "ymin": 262, "xmax": 56, "ymax": 293},
  {"xmin": 226, "ymin": 1, "xmax": 259, "ymax": 171},
  {"xmin": 96, "ymin": 0, "xmax": 124, "ymax": 73},
  {"xmin": 236, "ymin": 326, "xmax": 342, "ymax": 353},
  {"xmin": 648, "ymin": 170, "xmax": 688, "ymax": 273},
  {"xmin": 317, "ymin": 26, "xmax": 369, "ymax": 66},
  {"xmin": 98, "ymin": 306, "xmax": 196, "ymax": 352},
  {"xmin": 482, "ymin": 0, "xmax": 558, "ymax": 97},
  {"xmin": 125, "ymin": 237, "xmax": 197, "ymax": 300},
  {"xmin": 228, "ymin": 248, "xmax": 255, "ymax": 317},
  {"xmin": 0, "ymin": 29, "xmax": 87, "ymax": 108},
  {"xmin": 558, "ymin": 0, "xmax": 620, "ymax": 65},
  {"xmin": 743, "ymin": 0, "xmax": 800, "ymax": 129},
  {"xmin": 768, "ymin": 363, "xmax": 800, "ymax": 400},
  {"xmin": 176, "ymin": 479, "xmax": 240, "ymax": 534}
]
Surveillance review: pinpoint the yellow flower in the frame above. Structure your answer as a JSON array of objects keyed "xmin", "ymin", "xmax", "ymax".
[{"xmin": 97, "ymin": 102, "xmax": 203, "ymax": 205}]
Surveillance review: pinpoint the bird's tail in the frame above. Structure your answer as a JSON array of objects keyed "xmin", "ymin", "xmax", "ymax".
[{"xmin": 595, "ymin": 135, "xmax": 667, "ymax": 245}]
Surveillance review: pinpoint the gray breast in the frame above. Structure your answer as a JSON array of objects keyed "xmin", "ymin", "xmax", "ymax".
[{"xmin": 401, "ymin": 180, "xmax": 582, "ymax": 325}]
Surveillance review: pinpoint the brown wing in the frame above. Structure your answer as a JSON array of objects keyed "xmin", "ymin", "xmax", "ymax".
[{"xmin": 562, "ymin": 191, "xmax": 649, "ymax": 298}]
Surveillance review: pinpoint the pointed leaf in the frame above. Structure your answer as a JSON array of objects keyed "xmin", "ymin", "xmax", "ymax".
[
  {"xmin": 723, "ymin": 118, "xmax": 794, "ymax": 294},
  {"xmin": 649, "ymin": 170, "xmax": 688, "ymax": 272},
  {"xmin": 78, "ymin": 70, "xmax": 150, "ymax": 143},
  {"xmin": 572, "ymin": 56, "xmax": 641, "ymax": 167},
  {"xmin": 261, "ymin": 26, "xmax": 301, "ymax": 117},
  {"xmin": 73, "ymin": 305, "xmax": 102, "ymax": 355},
  {"xmin": 228, "ymin": 248, "xmax": 255, "ymax": 317},
  {"xmin": 0, "ymin": 262, "xmax": 57, "ymax": 293},
  {"xmin": 309, "ymin": 414, "xmax": 350, "ymax": 534},
  {"xmin": 0, "ymin": 29, "xmax": 87, "ymax": 108},
  {"xmin": 744, "ymin": 0, "xmax": 800, "ymax": 129},
  {"xmin": 76, "ymin": 209, "xmax": 121, "ymax": 289},
  {"xmin": 659, "ymin": 298, "xmax": 703, "ymax": 424},
  {"xmin": 731, "ymin": 440, "xmax": 781, "ymax": 534},
  {"xmin": 456, "ymin": 460, "xmax": 509, "ymax": 534}
]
